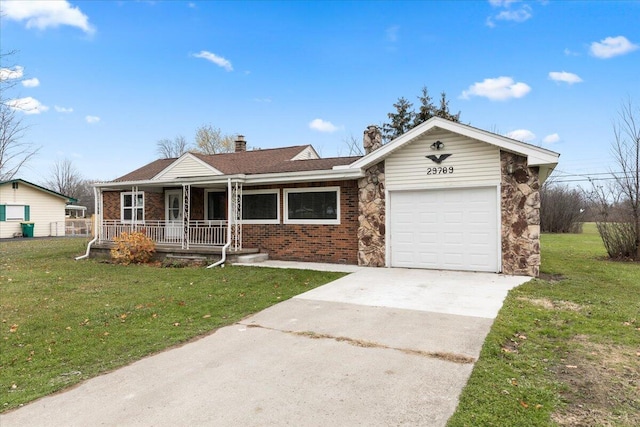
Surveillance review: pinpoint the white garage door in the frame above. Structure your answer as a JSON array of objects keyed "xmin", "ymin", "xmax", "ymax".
[{"xmin": 390, "ymin": 187, "xmax": 499, "ymax": 272}]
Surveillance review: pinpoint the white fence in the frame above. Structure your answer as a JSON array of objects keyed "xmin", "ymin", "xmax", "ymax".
[
  {"xmin": 49, "ymin": 219, "xmax": 93, "ymax": 236},
  {"xmin": 100, "ymin": 220, "xmax": 227, "ymax": 247}
]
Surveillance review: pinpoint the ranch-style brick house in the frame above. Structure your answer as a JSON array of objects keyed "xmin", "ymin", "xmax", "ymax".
[{"xmin": 87, "ymin": 117, "xmax": 559, "ymax": 276}]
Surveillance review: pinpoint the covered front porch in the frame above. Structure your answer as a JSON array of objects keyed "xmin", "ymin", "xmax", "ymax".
[{"xmin": 94, "ymin": 179, "xmax": 246, "ymax": 253}]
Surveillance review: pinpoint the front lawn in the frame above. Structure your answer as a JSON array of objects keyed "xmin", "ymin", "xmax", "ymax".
[
  {"xmin": 0, "ymin": 238, "xmax": 345, "ymax": 412},
  {"xmin": 448, "ymin": 224, "xmax": 640, "ymax": 426}
]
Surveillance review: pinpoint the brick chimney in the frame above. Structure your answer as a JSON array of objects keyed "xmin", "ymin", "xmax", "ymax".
[
  {"xmin": 235, "ymin": 135, "xmax": 246, "ymax": 152},
  {"xmin": 363, "ymin": 125, "xmax": 382, "ymax": 155}
]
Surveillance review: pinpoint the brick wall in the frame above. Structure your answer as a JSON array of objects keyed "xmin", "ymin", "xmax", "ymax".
[
  {"xmin": 102, "ymin": 191, "xmax": 119, "ymax": 220},
  {"xmin": 146, "ymin": 192, "xmax": 164, "ymax": 220},
  {"xmin": 102, "ymin": 190, "xmax": 164, "ymax": 221},
  {"xmin": 243, "ymin": 180, "xmax": 359, "ymax": 264}
]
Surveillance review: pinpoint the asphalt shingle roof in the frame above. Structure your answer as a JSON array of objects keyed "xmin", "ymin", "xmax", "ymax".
[{"xmin": 112, "ymin": 145, "xmax": 362, "ymax": 182}]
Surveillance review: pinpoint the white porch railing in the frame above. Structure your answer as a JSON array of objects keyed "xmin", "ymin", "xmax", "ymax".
[{"xmin": 100, "ymin": 220, "xmax": 228, "ymax": 247}]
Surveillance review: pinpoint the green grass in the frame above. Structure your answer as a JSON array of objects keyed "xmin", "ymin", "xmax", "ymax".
[
  {"xmin": 0, "ymin": 238, "xmax": 345, "ymax": 412},
  {"xmin": 448, "ymin": 223, "xmax": 640, "ymax": 426}
]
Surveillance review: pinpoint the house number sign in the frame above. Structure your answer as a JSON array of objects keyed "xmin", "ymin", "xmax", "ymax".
[
  {"xmin": 426, "ymin": 166, "xmax": 454, "ymax": 175},
  {"xmin": 425, "ymin": 152, "xmax": 454, "ymax": 175}
]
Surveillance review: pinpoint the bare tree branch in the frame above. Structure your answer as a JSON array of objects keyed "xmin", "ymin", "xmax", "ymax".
[
  {"xmin": 193, "ymin": 124, "xmax": 234, "ymax": 154},
  {"xmin": 0, "ymin": 50, "xmax": 40, "ymax": 180},
  {"xmin": 44, "ymin": 158, "xmax": 84, "ymax": 199},
  {"xmin": 594, "ymin": 97, "xmax": 640, "ymax": 260},
  {"xmin": 156, "ymin": 135, "xmax": 190, "ymax": 158}
]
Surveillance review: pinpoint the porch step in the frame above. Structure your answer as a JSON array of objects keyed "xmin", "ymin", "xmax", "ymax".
[
  {"xmin": 234, "ymin": 253, "xmax": 269, "ymax": 264},
  {"xmin": 165, "ymin": 254, "xmax": 208, "ymax": 261}
]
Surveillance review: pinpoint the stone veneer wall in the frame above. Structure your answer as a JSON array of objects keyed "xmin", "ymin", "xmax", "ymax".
[
  {"xmin": 357, "ymin": 125, "xmax": 386, "ymax": 267},
  {"xmin": 357, "ymin": 162, "xmax": 385, "ymax": 266},
  {"xmin": 501, "ymin": 151, "xmax": 541, "ymax": 277}
]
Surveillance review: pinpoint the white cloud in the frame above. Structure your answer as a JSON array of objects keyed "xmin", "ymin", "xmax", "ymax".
[
  {"xmin": 0, "ymin": 66, "xmax": 24, "ymax": 81},
  {"xmin": 6, "ymin": 96, "xmax": 49, "ymax": 114},
  {"xmin": 85, "ymin": 115, "xmax": 100, "ymax": 124},
  {"xmin": 386, "ymin": 25, "xmax": 400, "ymax": 42},
  {"xmin": 253, "ymin": 98, "xmax": 272, "ymax": 103},
  {"xmin": 542, "ymin": 133, "xmax": 560, "ymax": 144},
  {"xmin": 486, "ymin": 1, "xmax": 532, "ymax": 27},
  {"xmin": 488, "ymin": 0, "xmax": 519, "ymax": 6},
  {"xmin": 461, "ymin": 76, "xmax": 531, "ymax": 101},
  {"xmin": 507, "ymin": 129, "xmax": 536, "ymax": 142},
  {"xmin": 548, "ymin": 71, "xmax": 583, "ymax": 85},
  {"xmin": 590, "ymin": 36, "xmax": 638, "ymax": 59},
  {"xmin": 495, "ymin": 5, "xmax": 532, "ymax": 23},
  {"xmin": 563, "ymin": 48, "xmax": 580, "ymax": 56},
  {"xmin": 54, "ymin": 105, "xmax": 73, "ymax": 113},
  {"xmin": 309, "ymin": 118, "xmax": 338, "ymax": 133},
  {"xmin": 22, "ymin": 77, "xmax": 40, "ymax": 87},
  {"xmin": 192, "ymin": 51, "xmax": 233, "ymax": 71},
  {"xmin": 1, "ymin": 0, "xmax": 95, "ymax": 34}
]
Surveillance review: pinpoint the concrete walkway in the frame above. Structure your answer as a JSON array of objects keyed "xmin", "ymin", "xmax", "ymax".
[{"xmin": 0, "ymin": 266, "xmax": 529, "ymax": 427}]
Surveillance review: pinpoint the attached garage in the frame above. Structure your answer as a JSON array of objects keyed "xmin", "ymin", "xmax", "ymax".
[
  {"xmin": 389, "ymin": 187, "xmax": 499, "ymax": 272},
  {"xmin": 351, "ymin": 117, "xmax": 560, "ymax": 277}
]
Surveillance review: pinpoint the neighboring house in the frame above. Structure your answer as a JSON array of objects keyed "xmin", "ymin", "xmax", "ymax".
[
  {"xmin": 89, "ymin": 117, "xmax": 559, "ymax": 276},
  {"xmin": 0, "ymin": 179, "xmax": 76, "ymax": 238}
]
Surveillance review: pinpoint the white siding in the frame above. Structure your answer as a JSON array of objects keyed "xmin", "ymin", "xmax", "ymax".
[
  {"xmin": 155, "ymin": 155, "xmax": 221, "ymax": 180},
  {"xmin": 0, "ymin": 184, "xmax": 67, "ymax": 238},
  {"xmin": 385, "ymin": 129, "xmax": 500, "ymax": 191},
  {"xmin": 291, "ymin": 146, "xmax": 320, "ymax": 160}
]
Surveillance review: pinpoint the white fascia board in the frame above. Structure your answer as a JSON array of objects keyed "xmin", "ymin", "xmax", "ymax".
[
  {"xmin": 243, "ymin": 168, "xmax": 364, "ymax": 185},
  {"xmin": 152, "ymin": 152, "xmax": 223, "ymax": 180},
  {"xmin": 349, "ymin": 117, "xmax": 560, "ymax": 169},
  {"xmin": 95, "ymin": 169, "xmax": 363, "ymax": 189},
  {"xmin": 95, "ymin": 175, "xmax": 245, "ymax": 189},
  {"xmin": 348, "ymin": 121, "xmax": 434, "ymax": 169}
]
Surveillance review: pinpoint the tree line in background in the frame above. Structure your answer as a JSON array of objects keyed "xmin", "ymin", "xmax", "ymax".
[
  {"xmin": 540, "ymin": 98, "xmax": 639, "ymax": 261},
  {"xmin": 156, "ymin": 124, "xmax": 235, "ymax": 158}
]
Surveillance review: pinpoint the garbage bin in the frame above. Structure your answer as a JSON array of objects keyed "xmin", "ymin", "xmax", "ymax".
[{"xmin": 20, "ymin": 222, "xmax": 34, "ymax": 238}]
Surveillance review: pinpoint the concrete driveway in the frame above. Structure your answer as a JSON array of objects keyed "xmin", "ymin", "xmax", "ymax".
[{"xmin": 0, "ymin": 266, "xmax": 529, "ymax": 427}]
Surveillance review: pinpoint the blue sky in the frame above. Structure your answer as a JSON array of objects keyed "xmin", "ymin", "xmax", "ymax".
[{"xmin": 1, "ymin": 0, "xmax": 639, "ymax": 186}]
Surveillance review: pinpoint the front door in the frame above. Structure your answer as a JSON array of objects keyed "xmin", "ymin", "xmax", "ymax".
[{"xmin": 165, "ymin": 190, "xmax": 183, "ymax": 241}]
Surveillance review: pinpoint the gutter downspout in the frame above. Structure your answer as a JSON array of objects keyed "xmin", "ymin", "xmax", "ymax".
[
  {"xmin": 207, "ymin": 178, "xmax": 232, "ymax": 268},
  {"xmin": 75, "ymin": 186, "xmax": 100, "ymax": 260}
]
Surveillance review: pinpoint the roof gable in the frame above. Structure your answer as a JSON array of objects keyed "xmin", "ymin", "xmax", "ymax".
[
  {"xmin": 153, "ymin": 153, "xmax": 223, "ymax": 180},
  {"xmin": 0, "ymin": 179, "xmax": 75, "ymax": 203},
  {"xmin": 350, "ymin": 117, "xmax": 560, "ymax": 170}
]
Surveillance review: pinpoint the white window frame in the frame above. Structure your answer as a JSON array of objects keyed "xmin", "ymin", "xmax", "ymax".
[
  {"xmin": 242, "ymin": 189, "xmax": 280, "ymax": 224},
  {"xmin": 204, "ymin": 189, "xmax": 227, "ymax": 222},
  {"xmin": 120, "ymin": 191, "xmax": 144, "ymax": 223},
  {"xmin": 284, "ymin": 186, "xmax": 340, "ymax": 225},
  {"xmin": 5, "ymin": 204, "xmax": 26, "ymax": 221}
]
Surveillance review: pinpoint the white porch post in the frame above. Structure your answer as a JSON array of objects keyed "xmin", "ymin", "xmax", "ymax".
[
  {"xmin": 95, "ymin": 186, "xmax": 103, "ymax": 243},
  {"xmin": 182, "ymin": 184, "xmax": 190, "ymax": 250},
  {"xmin": 231, "ymin": 181, "xmax": 242, "ymax": 251}
]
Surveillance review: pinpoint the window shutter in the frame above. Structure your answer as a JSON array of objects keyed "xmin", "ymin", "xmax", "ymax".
[
  {"xmin": 0, "ymin": 205, "xmax": 5, "ymax": 221},
  {"xmin": 24, "ymin": 205, "xmax": 30, "ymax": 221}
]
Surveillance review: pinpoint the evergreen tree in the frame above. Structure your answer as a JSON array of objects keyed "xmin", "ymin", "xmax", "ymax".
[
  {"xmin": 382, "ymin": 97, "xmax": 414, "ymax": 142},
  {"xmin": 382, "ymin": 87, "xmax": 461, "ymax": 143},
  {"xmin": 435, "ymin": 91, "xmax": 461, "ymax": 122},
  {"xmin": 413, "ymin": 86, "xmax": 436, "ymax": 127}
]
